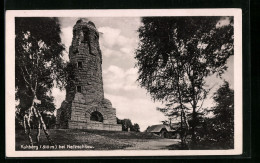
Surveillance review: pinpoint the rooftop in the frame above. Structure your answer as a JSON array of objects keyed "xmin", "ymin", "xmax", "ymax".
[{"xmin": 146, "ymin": 124, "xmax": 179, "ymax": 133}]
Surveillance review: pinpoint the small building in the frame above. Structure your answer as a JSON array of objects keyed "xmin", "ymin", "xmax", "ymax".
[{"xmin": 146, "ymin": 124, "xmax": 180, "ymax": 139}]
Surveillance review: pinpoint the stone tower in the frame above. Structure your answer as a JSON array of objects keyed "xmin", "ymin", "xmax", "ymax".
[{"xmin": 56, "ymin": 19, "xmax": 121, "ymax": 131}]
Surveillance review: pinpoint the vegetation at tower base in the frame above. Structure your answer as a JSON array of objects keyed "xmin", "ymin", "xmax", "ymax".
[
  {"xmin": 15, "ymin": 17, "xmax": 65, "ymax": 145},
  {"xmin": 135, "ymin": 17, "xmax": 234, "ymax": 148}
]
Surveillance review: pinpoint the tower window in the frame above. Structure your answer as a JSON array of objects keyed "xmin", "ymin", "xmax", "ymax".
[
  {"xmin": 77, "ymin": 61, "xmax": 83, "ymax": 68},
  {"xmin": 76, "ymin": 86, "xmax": 82, "ymax": 93}
]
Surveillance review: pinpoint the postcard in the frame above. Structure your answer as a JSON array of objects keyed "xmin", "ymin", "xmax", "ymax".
[{"xmin": 6, "ymin": 9, "xmax": 242, "ymax": 157}]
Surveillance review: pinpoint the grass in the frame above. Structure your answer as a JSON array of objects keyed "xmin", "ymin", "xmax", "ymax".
[
  {"xmin": 79, "ymin": 129, "xmax": 161, "ymax": 139},
  {"xmin": 16, "ymin": 129, "xmax": 231, "ymax": 150},
  {"xmin": 16, "ymin": 129, "xmax": 162, "ymax": 150}
]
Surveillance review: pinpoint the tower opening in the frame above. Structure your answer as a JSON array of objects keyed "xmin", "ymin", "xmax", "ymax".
[
  {"xmin": 90, "ymin": 111, "xmax": 103, "ymax": 122},
  {"xmin": 82, "ymin": 28, "xmax": 89, "ymax": 43}
]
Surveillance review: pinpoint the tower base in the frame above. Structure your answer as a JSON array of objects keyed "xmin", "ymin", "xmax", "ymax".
[
  {"xmin": 68, "ymin": 121, "xmax": 122, "ymax": 131},
  {"xmin": 56, "ymin": 94, "xmax": 122, "ymax": 131}
]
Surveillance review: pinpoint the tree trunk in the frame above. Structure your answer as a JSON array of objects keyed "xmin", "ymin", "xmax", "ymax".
[
  {"xmin": 183, "ymin": 111, "xmax": 189, "ymax": 131},
  {"xmin": 23, "ymin": 113, "xmax": 33, "ymax": 145},
  {"xmin": 180, "ymin": 110, "xmax": 184, "ymax": 147},
  {"xmin": 33, "ymin": 107, "xmax": 55, "ymax": 145},
  {"xmin": 32, "ymin": 107, "xmax": 41, "ymax": 143},
  {"xmin": 36, "ymin": 120, "xmax": 41, "ymax": 143},
  {"xmin": 191, "ymin": 104, "xmax": 197, "ymax": 147},
  {"xmin": 22, "ymin": 99, "xmax": 55, "ymax": 145},
  {"xmin": 180, "ymin": 109, "xmax": 190, "ymax": 149}
]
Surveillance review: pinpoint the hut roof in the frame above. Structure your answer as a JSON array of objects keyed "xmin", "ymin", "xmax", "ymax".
[{"xmin": 146, "ymin": 124, "xmax": 179, "ymax": 133}]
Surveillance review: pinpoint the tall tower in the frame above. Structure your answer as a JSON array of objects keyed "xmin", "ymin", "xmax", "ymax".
[{"xmin": 56, "ymin": 19, "xmax": 121, "ymax": 131}]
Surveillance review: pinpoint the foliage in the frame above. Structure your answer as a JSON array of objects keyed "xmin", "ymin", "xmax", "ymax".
[
  {"xmin": 132, "ymin": 123, "xmax": 140, "ymax": 132},
  {"xmin": 135, "ymin": 17, "xmax": 234, "ymax": 145},
  {"xmin": 15, "ymin": 17, "xmax": 65, "ymax": 114},
  {"xmin": 41, "ymin": 112, "xmax": 56, "ymax": 129},
  {"xmin": 15, "ymin": 17, "xmax": 65, "ymax": 145},
  {"xmin": 117, "ymin": 118, "xmax": 140, "ymax": 132},
  {"xmin": 212, "ymin": 81, "xmax": 234, "ymax": 120},
  {"xmin": 206, "ymin": 81, "xmax": 234, "ymax": 148},
  {"xmin": 185, "ymin": 81, "xmax": 234, "ymax": 149},
  {"xmin": 15, "ymin": 109, "xmax": 24, "ymax": 129}
]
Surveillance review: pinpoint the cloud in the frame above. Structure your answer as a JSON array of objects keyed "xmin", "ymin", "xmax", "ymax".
[
  {"xmin": 216, "ymin": 17, "xmax": 232, "ymax": 28},
  {"xmin": 103, "ymin": 65, "xmax": 139, "ymax": 91},
  {"xmin": 101, "ymin": 46, "xmax": 122, "ymax": 57},
  {"xmin": 98, "ymin": 27, "xmax": 121, "ymax": 48},
  {"xmin": 60, "ymin": 26, "xmax": 73, "ymax": 62},
  {"xmin": 120, "ymin": 47, "xmax": 132, "ymax": 54},
  {"xmin": 98, "ymin": 26, "xmax": 137, "ymax": 58},
  {"xmin": 51, "ymin": 87, "xmax": 66, "ymax": 109},
  {"xmin": 104, "ymin": 93, "xmax": 166, "ymax": 131}
]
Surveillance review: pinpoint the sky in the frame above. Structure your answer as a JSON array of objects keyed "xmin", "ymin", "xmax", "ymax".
[{"xmin": 52, "ymin": 17, "xmax": 234, "ymax": 131}]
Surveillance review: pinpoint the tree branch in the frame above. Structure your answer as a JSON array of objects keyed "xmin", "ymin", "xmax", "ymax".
[
  {"xmin": 20, "ymin": 66, "xmax": 33, "ymax": 92},
  {"xmin": 21, "ymin": 59, "xmax": 32, "ymax": 80},
  {"xmin": 197, "ymin": 97, "xmax": 205, "ymax": 112}
]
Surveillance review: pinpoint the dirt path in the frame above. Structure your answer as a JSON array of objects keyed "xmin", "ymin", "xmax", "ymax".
[{"xmin": 124, "ymin": 139, "xmax": 181, "ymax": 150}]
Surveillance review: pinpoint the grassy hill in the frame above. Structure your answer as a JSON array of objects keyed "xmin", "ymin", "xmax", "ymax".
[{"xmin": 16, "ymin": 129, "xmax": 176, "ymax": 150}]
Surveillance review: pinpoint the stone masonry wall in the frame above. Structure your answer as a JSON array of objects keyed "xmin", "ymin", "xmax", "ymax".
[{"xmin": 56, "ymin": 19, "xmax": 121, "ymax": 131}]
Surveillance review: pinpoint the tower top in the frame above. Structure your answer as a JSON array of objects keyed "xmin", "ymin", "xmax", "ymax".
[{"xmin": 74, "ymin": 19, "xmax": 98, "ymax": 33}]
